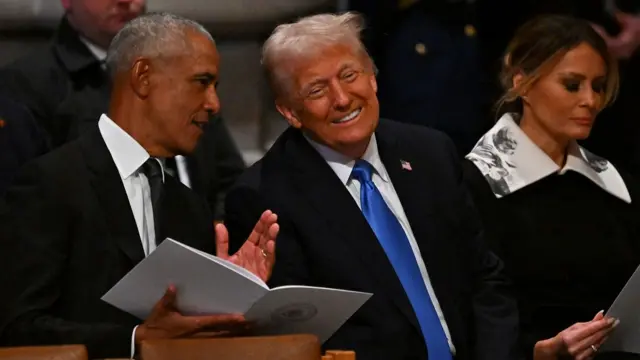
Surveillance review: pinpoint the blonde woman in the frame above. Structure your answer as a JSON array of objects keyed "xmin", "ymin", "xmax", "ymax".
[{"xmin": 464, "ymin": 15, "xmax": 638, "ymax": 360}]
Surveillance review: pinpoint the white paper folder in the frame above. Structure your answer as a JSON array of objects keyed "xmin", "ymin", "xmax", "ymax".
[
  {"xmin": 601, "ymin": 263, "xmax": 640, "ymax": 354},
  {"xmin": 101, "ymin": 238, "xmax": 372, "ymax": 343}
]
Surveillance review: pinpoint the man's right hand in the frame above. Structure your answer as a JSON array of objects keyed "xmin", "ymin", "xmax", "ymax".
[{"xmin": 135, "ymin": 285, "xmax": 248, "ymax": 343}]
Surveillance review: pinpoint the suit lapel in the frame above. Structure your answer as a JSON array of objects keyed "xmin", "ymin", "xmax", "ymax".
[
  {"xmin": 283, "ymin": 129, "xmax": 421, "ymax": 333},
  {"xmin": 185, "ymin": 145, "xmax": 204, "ymax": 196},
  {"xmin": 80, "ymin": 128, "xmax": 145, "ymax": 265},
  {"xmin": 376, "ymin": 123, "xmax": 463, "ymax": 346}
]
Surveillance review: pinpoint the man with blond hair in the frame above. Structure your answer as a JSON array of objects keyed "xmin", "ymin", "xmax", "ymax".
[{"xmin": 225, "ymin": 12, "xmax": 519, "ymax": 360}]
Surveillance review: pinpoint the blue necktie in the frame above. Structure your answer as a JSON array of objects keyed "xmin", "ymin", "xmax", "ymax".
[{"xmin": 351, "ymin": 160, "xmax": 452, "ymax": 359}]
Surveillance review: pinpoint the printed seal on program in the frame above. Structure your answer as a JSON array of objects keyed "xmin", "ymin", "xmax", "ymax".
[{"xmin": 270, "ymin": 303, "xmax": 318, "ymax": 323}]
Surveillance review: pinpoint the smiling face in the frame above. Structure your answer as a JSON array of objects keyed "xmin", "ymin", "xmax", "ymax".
[
  {"xmin": 144, "ymin": 30, "xmax": 221, "ymax": 156},
  {"xmin": 520, "ymin": 42, "xmax": 608, "ymax": 141},
  {"xmin": 276, "ymin": 44, "xmax": 379, "ymax": 158}
]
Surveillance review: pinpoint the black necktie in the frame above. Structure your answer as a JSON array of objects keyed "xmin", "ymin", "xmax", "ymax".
[
  {"xmin": 165, "ymin": 157, "xmax": 179, "ymax": 178},
  {"xmin": 142, "ymin": 158, "xmax": 164, "ymax": 245}
]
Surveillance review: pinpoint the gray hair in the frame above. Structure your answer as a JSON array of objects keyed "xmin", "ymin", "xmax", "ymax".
[
  {"xmin": 106, "ymin": 12, "xmax": 214, "ymax": 78},
  {"xmin": 261, "ymin": 12, "xmax": 373, "ymax": 96}
]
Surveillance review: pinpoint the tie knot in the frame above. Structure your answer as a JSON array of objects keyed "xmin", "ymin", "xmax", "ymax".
[
  {"xmin": 142, "ymin": 158, "xmax": 163, "ymax": 179},
  {"xmin": 352, "ymin": 159, "xmax": 374, "ymax": 184}
]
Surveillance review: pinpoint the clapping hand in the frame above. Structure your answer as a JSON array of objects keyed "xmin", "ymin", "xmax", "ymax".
[{"xmin": 215, "ymin": 210, "xmax": 278, "ymax": 282}]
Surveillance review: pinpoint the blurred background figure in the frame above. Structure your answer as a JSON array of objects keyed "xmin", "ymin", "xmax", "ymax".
[
  {"xmin": 0, "ymin": 0, "xmax": 146, "ymax": 146},
  {"xmin": 0, "ymin": 95, "xmax": 49, "ymax": 196},
  {"xmin": 348, "ymin": 0, "xmax": 494, "ymax": 156},
  {"xmin": 578, "ymin": 0, "xmax": 640, "ymax": 177}
]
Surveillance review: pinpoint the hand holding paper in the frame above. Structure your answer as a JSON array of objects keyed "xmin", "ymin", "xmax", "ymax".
[
  {"xmin": 216, "ymin": 210, "xmax": 279, "ymax": 283},
  {"xmin": 135, "ymin": 284, "xmax": 248, "ymax": 344},
  {"xmin": 533, "ymin": 311, "xmax": 618, "ymax": 360},
  {"xmin": 102, "ymin": 239, "xmax": 371, "ymax": 343}
]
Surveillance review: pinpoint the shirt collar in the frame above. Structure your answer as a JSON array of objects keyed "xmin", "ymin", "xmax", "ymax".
[
  {"xmin": 79, "ymin": 37, "xmax": 107, "ymax": 62},
  {"xmin": 98, "ymin": 114, "xmax": 164, "ymax": 182},
  {"xmin": 305, "ymin": 133, "xmax": 389, "ymax": 185},
  {"xmin": 466, "ymin": 113, "xmax": 631, "ymax": 203}
]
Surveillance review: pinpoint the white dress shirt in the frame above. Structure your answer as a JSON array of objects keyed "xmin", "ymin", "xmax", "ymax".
[
  {"xmin": 99, "ymin": 114, "xmax": 163, "ymax": 256},
  {"xmin": 306, "ymin": 134, "xmax": 456, "ymax": 353},
  {"xmin": 80, "ymin": 37, "xmax": 107, "ymax": 62},
  {"xmin": 98, "ymin": 114, "xmax": 164, "ymax": 358}
]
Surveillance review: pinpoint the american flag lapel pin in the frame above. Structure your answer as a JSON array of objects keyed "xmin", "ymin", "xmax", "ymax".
[{"xmin": 401, "ymin": 160, "xmax": 412, "ymax": 171}]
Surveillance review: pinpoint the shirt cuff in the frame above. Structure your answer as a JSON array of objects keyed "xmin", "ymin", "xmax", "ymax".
[{"xmin": 130, "ymin": 325, "xmax": 139, "ymax": 359}]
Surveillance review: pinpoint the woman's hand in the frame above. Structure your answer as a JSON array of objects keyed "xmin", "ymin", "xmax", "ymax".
[{"xmin": 533, "ymin": 310, "xmax": 619, "ymax": 360}]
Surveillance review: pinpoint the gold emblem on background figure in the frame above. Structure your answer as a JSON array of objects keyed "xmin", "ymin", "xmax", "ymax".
[
  {"xmin": 414, "ymin": 43, "xmax": 428, "ymax": 55},
  {"xmin": 464, "ymin": 24, "xmax": 477, "ymax": 37}
]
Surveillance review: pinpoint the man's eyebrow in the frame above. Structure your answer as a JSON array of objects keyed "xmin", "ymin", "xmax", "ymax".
[
  {"xmin": 191, "ymin": 72, "xmax": 217, "ymax": 81},
  {"xmin": 301, "ymin": 63, "xmax": 359, "ymax": 91}
]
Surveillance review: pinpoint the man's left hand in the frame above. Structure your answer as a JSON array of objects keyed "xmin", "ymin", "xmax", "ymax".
[{"xmin": 215, "ymin": 210, "xmax": 278, "ymax": 282}]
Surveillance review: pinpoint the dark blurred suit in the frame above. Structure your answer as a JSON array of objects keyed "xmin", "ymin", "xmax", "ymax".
[
  {"xmin": 225, "ymin": 119, "xmax": 519, "ymax": 360},
  {"xmin": 0, "ymin": 96, "xmax": 48, "ymax": 195},
  {"xmin": 350, "ymin": 0, "xmax": 495, "ymax": 155},
  {"xmin": 0, "ymin": 17, "xmax": 246, "ymax": 219},
  {"xmin": 0, "ymin": 126, "xmax": 215, "ymax": 359}
]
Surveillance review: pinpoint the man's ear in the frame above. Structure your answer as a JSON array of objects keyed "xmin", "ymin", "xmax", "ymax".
[
  {"xmin": 130, "ymin": 58, "xmax": 152, "ymax": 98},
  {"xmin": 276, "ymin": 99, "xmax": 302, "ymax": 129},
  {"xmin": 369, "ymin": 72, "xmax": 378, "ymax": 93}
]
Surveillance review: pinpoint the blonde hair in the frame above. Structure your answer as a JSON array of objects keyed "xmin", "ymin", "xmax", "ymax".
[
  {"xmin": 261, "ymin": 12, "xmax": 372, "ymax": 96},
  {"xmin": 497, "ymin": 15, "xmax": 619, "ymax": 115}
]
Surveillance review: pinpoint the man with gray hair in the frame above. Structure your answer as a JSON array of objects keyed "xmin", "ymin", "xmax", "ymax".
[
  {"xmin": 225, "ymin": 12, "xmax": 518, "ymax": 360},
  {"xmin": 0, "ymin": 13, "xmax": 278, "ymax": 359},
  {"xmin": 0, "ymin": 0, "xmax": 246, "ymax": 223}
]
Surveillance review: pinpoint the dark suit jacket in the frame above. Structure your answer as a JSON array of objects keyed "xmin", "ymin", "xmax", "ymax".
[
  {"xmin": 0, "ymin": 126, "xmax": 215, "ymax": 359},
  {"xmin": 0, "ymin": 96, "xmax": 49, "ymax": 195},
  {"xmin": 0, "ymin": 17, "xmax": 246, "ymax": 220},
  {"xmin": 224, "ymin": 120, "xmax": 519, "ymax": 360}
]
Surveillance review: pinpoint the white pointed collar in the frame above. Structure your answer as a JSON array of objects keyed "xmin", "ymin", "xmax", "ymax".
[{"xmin": 466, "ymin": 113, "xmax": 631, "ymax": 203}]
